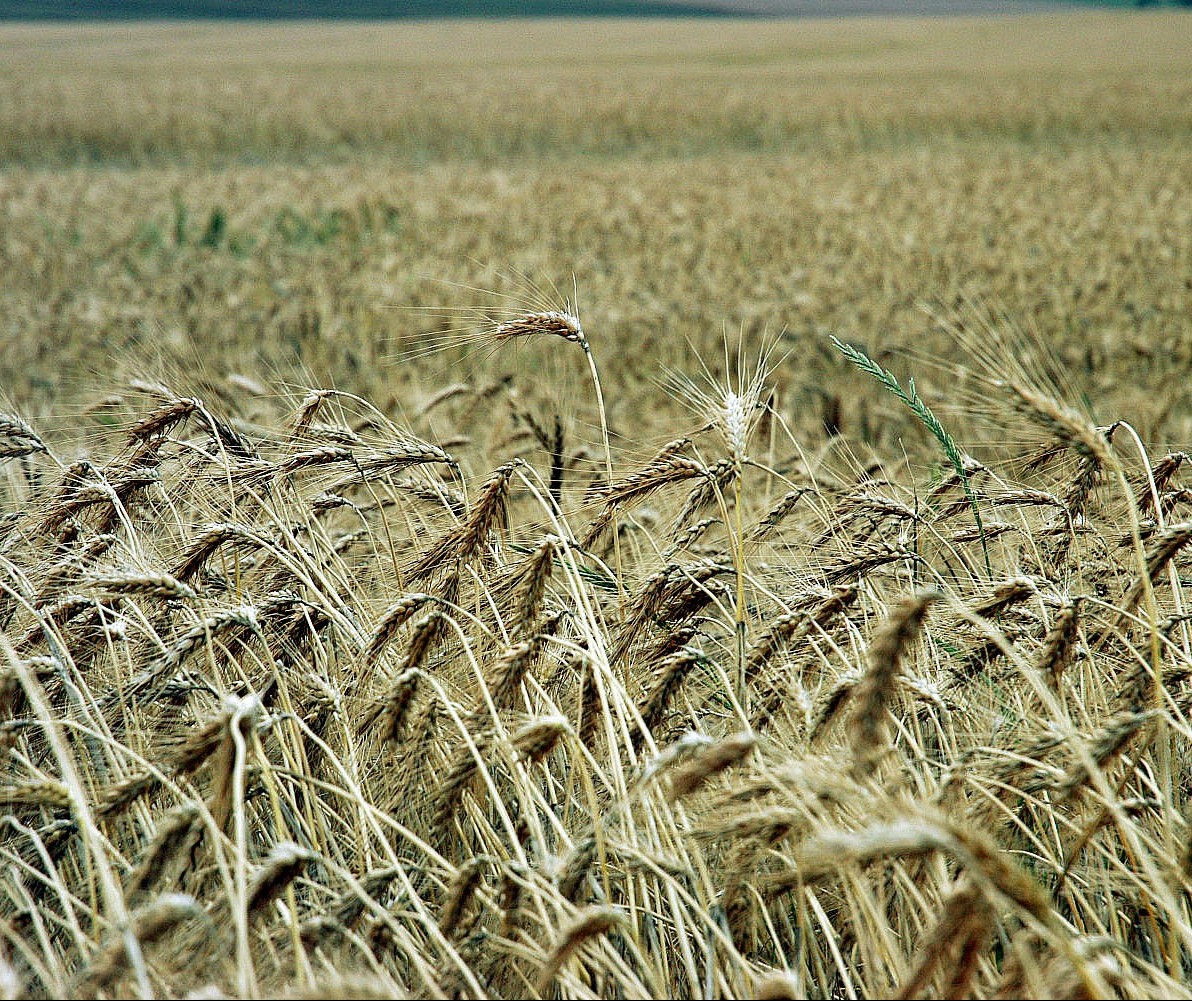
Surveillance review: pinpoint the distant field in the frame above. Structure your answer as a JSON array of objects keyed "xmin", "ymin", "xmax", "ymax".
[
  {"xmin": 0, "ymin": 0, "xmax": 1146, "ymax": 21},
  {"xmin": 3, "ymin": 12, "xmax": 1192, "ymax": 1001},
  {"xmin": 2, "ymin": 12, "xmax": 1189, "ymax": 429},
  {"xmin": 1, "ymin": 12, "xmax": 1189, "ymax": 169}
]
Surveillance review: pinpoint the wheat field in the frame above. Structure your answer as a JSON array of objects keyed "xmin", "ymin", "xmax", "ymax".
[{"xmin": 2, "ymin": 10, "xmax": 1192, "ymax": 1000}]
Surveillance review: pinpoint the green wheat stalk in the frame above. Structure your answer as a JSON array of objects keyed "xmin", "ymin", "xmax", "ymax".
[{"xmin": 831, "ymin": 337, "xmax": 991, "ymax": 577}]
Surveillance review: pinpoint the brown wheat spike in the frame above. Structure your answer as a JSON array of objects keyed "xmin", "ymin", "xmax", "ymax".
[
  {"xmin": 575, "ymin": 657, "xmax": 601, "ymax": 751},
  {"xmin": 126, "ymin": 803, "xmax": 202, "ymax": 901},
  {"xmin": 302, "ymin": 422, "xmax": 365, "ymax": 448},
  {"xmin": 584, "ymin": 439, "xmax": 700, "ymax": 507},
  {"xmin": 203, "ymin": 411, "xmax": 259, "ymax": 462},
  {"xmin": 290, "ymin": 389, "xmax": 333, "ymax": 440},
  {"xmin": 664, "ymin": 516, "xmax": 720, "ymax": 557},
  {"xmin": 1054, "ymin": 709, "xmax": 1155, "ymax": 801},
  {"xmin": 581, "ymin": 455, "xmax": 708, "ymax": 548},
  {"xmin": 127, "ymin": 378, "xmax": 173, "ymax": 400},
  {"xmin": 1003, "ymin": 381, "xmax": 1110, "ymax": 466},
  {"xmin": 634, "ymin": 622, "xmax": 702, "ymax": 675},
  {"xmin": 327, "ymin": 441, "xmax": 456, "ymax": 491},
  {"xmin": 409, "ymin": 460, "xmax": 519, "ymax": 582},
  {"xmin": 174, "ymin": 522, "xmax": 264, "ymax": 582},
  {"xmin": 970, "ymin": 576, "xmax": 1039, "ymax": 619},
  {"xmin": 331, "ymin": 528, "xmax": 369, "ymax": 555},
  {"xmin": 746, "ymin": 585, "xmax": 858, "ymax": 679},
  {"xmin": 849, "ymin": 590, "xmax": 940, "ymax": 777},
  {"xmin": 673, "ymin": 456, "xmax": 737, "ymax": 531},
  {"xmin": 1115, "ymin": 660, "xmax": 1157, "ymax": 715},
  {"xmin": 495, "ymin": 309, "xmax": 584, "ymax": 345},
  {"xmin": 693, "ymin": 805, "xmax": 809, "ymax": 846},
  {"xmin": 608, "ymin": 562, "xmax": 681, "ymax": 658},
  {"xmin": 41, "ymin": 531, "xmax": 104, "ymax": 576},
  {"xmin": 127, "ymin": 396, "xmax": 201, "ymax": 442},
  {"xmin": 0, "ymin": 780, "xmax": 72, "ymax": 810},
  {"xmin": 438, "ymin": 855, "xmax": 491, "ymax": 940},
  {"xmin": 941, "ymin": 917, "xmax": 992, "ymax": 1001},
  {"xmin": 94, "ymin": 468, "xmax": 164, "ymax": 536},
  {"xmin": 1034, "ymin": 596, "xmax": 1083, "ymax": 692},
  {"xmin": 951, "ymin": 520, "xmax": 1017, "ymax": 544},
  {"xmin": 507, "ymin": 395, "xmax": 556, "ymax": 454},
  {"xmin": 109, "ymin": 434, "xmax": 167, "ymax": 481},
  {"xmin": 417, "ymin": 381, "xmax": 472, "ymax": 418},
  {"xmin": 925, "ymin": 454, "xmax": 986, "ymax": 509},
  {"xmin": 265, "ymin": 594, "xmax": 332, "ymax": 666},
  {"xmin": 0, "ymin": 438, "xmax": 44, "ymax": 459},
  {"xmin": 38, "ymin": 479, "xmax": 118, "ymax": 534},
  {"xmin": 667, "ymin": 732, "xmax": 757, "ymax": 802},
  {"xmin": 168, "ymin": 705, "xmax": 240, "ymax": 777},
  {"xmin": 893, "ymin": 882, "xmax": 992, "ymax": 1001},
  {"xmin": 1060, "ymin": 452, "xmax": 1103, "ymax": 526},
  {"xmin": 397, "ymin": 609, "xmax": 449, "ymax": 675},
  {"xmin": 718, "ymin": 810, "xmax": 808, "ymax": 937},
  {"xmin": 1114, "ymin": 521, "xmax": 1192, "ymax": 626},
  {"xmin": 771, "ymin": 810, "xmax": 1053, "ymax": 926},
  {"xmin": 75, "ymin": 893, "xmax": 203, "ymax": 994},
  {"xmin": 97, "ymin": 771, "xmax": 161, "ymax": 819},
  {"xmin": 1161, "ymin": 487, "xmax": 1192, "ymax": 516},
  {"xmin": 41, "ymin": 459, "xmax": 99, "ymax": 516},
  {"xmin": 634, "ymin": 646, "xmax": 706, "ymax": 752},
  {"xmin": 488, "ymin": 631, "xmax": 551, "ymax": 713},
  {"xmin": 386, "ymin": 477, "xmax": 466, "ymax": 517},
  {"xmin": 0, "ymin": 657, "xmax": 57, "ymax": 716},
  {"xmin": 377, "ymin": 668, "xmax": 421, "ymax": 743},
  {"xmin": 754, "ymin": 970, "xmax": 805, "ymax": 1000},
  {"xmin": 206, "ymin": 695, "xmax": 262, "ymax": 833},
  {"xmin": 227, "ymin": 458, "xmax": 277, "ymax": 489},
  {"xmin": 534, "ymin": 905, "xmax": 623, "ymax": 995},
  {"xmin": 821, "ymin": 541, "xmax": 919, "ymax": 585},
  {"xmin": 504, "ymin": 717, "xmax": 565, "ymax": 769},
  {"xmin": 780, "ymin": 818, "xmax": 953, "ymax": 892},
  {"xmin": 0, "ymin": 411, "xmax": 46, "ymax": 455},
  {"xmin": 158, "ymin": 605, "xmax": 260, "ymax": 675},
  {"xmin": 498, "ymin": 862, "xmax": 527, "ymax": 937},
  {"xmin": 247, "ymin": 842, "xmax": 317, "ymax": 920},
  {"xmin": 944, "ymin": 818, "xmax": 1054, "ymax": 926},
  {"xmin": 991, "ymin": 489, "xmax": 1065, "ymax": 511},
  {"xmin": 611, "ymin": 557, "xmax": 729, "ymax": 665},
  {"xmin": 83, "ymin": 572, "xmax": 198, "ymax": 602},
  {"xmin": 750, "ymin": 488, "xmax": 809, "ymax": 543},
  {"xmin": 1136, "ymin": 451, "xmax": 1187, "ymax": 517},
  {"xmin": 966, "ymin": 730, "xmax": 1067, "ymax": 831},
  {"xmin": 17, "ymin": 594, "xmax": 98, "ymax": 650},
  {"xmin": 309, "ymin": 491, "xmax": 358, "ymax": 517},
  {"xmin": 433, "ymin": 730, "xmax": 494, "ymax": 842},
  {"xmin": 846, "ymin": 490, "xmax": 920, "ymax": 525},
  {"xmin": 808, "ymin": 669, "xmax": 863, "ymax": 743},
  {"xmin": 556, "ymin": 835, "xmax": 598, "ymax": 903},
  {"xmin": 364, "ymin": 594, "xmax": 435, "ymax": 665},
  {"xmin": 328, "ymin": 867, "xmax": 401, "ymax": 930},
  {"xmin": 509, "ymin": 535, "xmax": 559, "ymax": 635},
  {"xmin": 653, "ymin": 564, "xmax": 734, "ymax": 631},
  {"xmin": 277, "ymin": 446, "xmax": 355, "ymax": 477}
]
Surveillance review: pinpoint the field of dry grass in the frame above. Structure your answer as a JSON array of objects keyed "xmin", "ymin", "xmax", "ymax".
[{"xmin": 2, "ymin": 10, "xmax": 1192, "ymax": 1000}]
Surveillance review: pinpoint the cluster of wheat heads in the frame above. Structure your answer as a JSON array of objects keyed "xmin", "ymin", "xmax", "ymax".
[{"xmin": 2, "ymin": 309, "xmax": 1192, "ymax": 1000}]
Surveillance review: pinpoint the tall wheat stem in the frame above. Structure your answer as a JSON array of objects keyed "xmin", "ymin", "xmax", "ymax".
[{"xmin": 579, "ymin": 336, "xmax": 625, "ymax": 607}]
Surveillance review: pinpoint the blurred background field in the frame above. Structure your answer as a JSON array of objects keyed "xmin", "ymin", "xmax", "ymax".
[{"xmin": 1, "ymin": 11, "xmax": 1190, "ymax": 458}]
